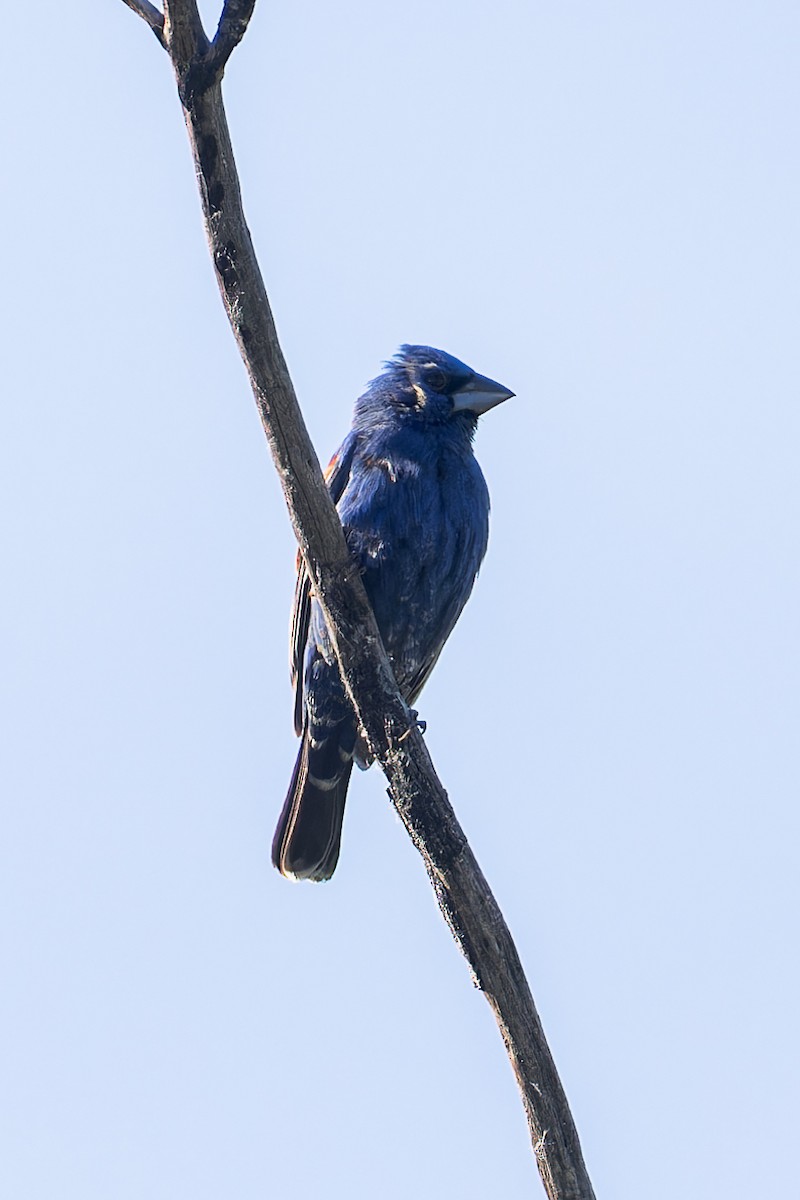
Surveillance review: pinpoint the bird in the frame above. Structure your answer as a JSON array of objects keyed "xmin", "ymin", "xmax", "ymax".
[{"xmin": 272, "ymin": 345, "xmax": 513, "ymax": 881}]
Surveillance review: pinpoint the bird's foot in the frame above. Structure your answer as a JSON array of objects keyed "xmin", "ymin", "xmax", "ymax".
[{"xmin": 398, "ymin": 710, "xmax": 427, "ymax": 742}]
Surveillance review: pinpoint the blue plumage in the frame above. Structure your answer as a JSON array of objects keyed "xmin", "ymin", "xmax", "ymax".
[{"xmin": 272, "ymin": 346, "xmax": 513, "ymax": 880}]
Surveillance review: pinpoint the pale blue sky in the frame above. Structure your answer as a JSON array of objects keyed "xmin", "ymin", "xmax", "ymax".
[{"xmin": 1, "ymin": 2, "xmax": 798, "ymax": 1196}]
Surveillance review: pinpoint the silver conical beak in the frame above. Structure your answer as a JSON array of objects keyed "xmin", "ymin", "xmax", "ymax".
[{"xmin": 451, "ymin": 371, "xmax": 515, "ymax": 416}]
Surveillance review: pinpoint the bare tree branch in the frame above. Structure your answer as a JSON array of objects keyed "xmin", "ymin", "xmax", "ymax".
[
  {"xmin": 121, "ymin": 0, "xmax": 166, "ymax": 47},
  {"xmin": 208, "ymin": 0, "xmax": 257, "ymax": 76},
  {"xmin": 123, "ymin": 3, "xmax": 597, "ymax": 1196}
]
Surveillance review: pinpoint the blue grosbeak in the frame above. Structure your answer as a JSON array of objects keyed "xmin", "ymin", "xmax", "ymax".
[{"xmin": 272, "ymin": 346, "xmax": 513, "ymax": 880}]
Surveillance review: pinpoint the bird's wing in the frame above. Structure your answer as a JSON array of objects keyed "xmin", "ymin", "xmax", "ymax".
[
  {"xmin": 404, "ymin": 643, "xmax": 448, "ymax": 708},
  {"xmin": 290, "ymin": 434, "xmax": 358, "ymax": 735},
  {"xmin": 402, "ymin": 522, "xmax": 487, "ymax": 706},
  {"xmin": 403, "ymin": 601, "xmax": 464, "ymax": 706}
]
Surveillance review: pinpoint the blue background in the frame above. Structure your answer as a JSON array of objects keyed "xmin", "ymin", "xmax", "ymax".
[{"xmin": 2, "ymin": 2, "xmax": 798, "ymax": 1196}]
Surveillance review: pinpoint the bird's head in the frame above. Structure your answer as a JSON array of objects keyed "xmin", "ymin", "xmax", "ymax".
[{"xmin": 356, "ymin": 345, "xmax": 514, "ymax": 430}]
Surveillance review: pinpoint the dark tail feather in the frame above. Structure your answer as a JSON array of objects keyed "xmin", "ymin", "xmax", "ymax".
[{"xmin": 272, "ymin": 731, "xmax": 354, "ymax": 881}]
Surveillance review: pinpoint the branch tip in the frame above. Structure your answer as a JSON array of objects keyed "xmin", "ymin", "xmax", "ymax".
[
  {"xmin": 121, "ymin": 0, "xmax": 166, "ymax": 47},
  {"xmin": 207, "ymin": 0, "xmax": 258, "ymax": 78}
]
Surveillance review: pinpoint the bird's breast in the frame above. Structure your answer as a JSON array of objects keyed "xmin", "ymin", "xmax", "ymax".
[{"xmin": 337, "ymin": 443, "xmax": 489, "ymax": 679}]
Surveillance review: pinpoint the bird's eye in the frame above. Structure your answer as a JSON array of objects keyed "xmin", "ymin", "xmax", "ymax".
[{"xmin": 426, "ymin": 368, "xmax": 447, "ymax": 392}]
